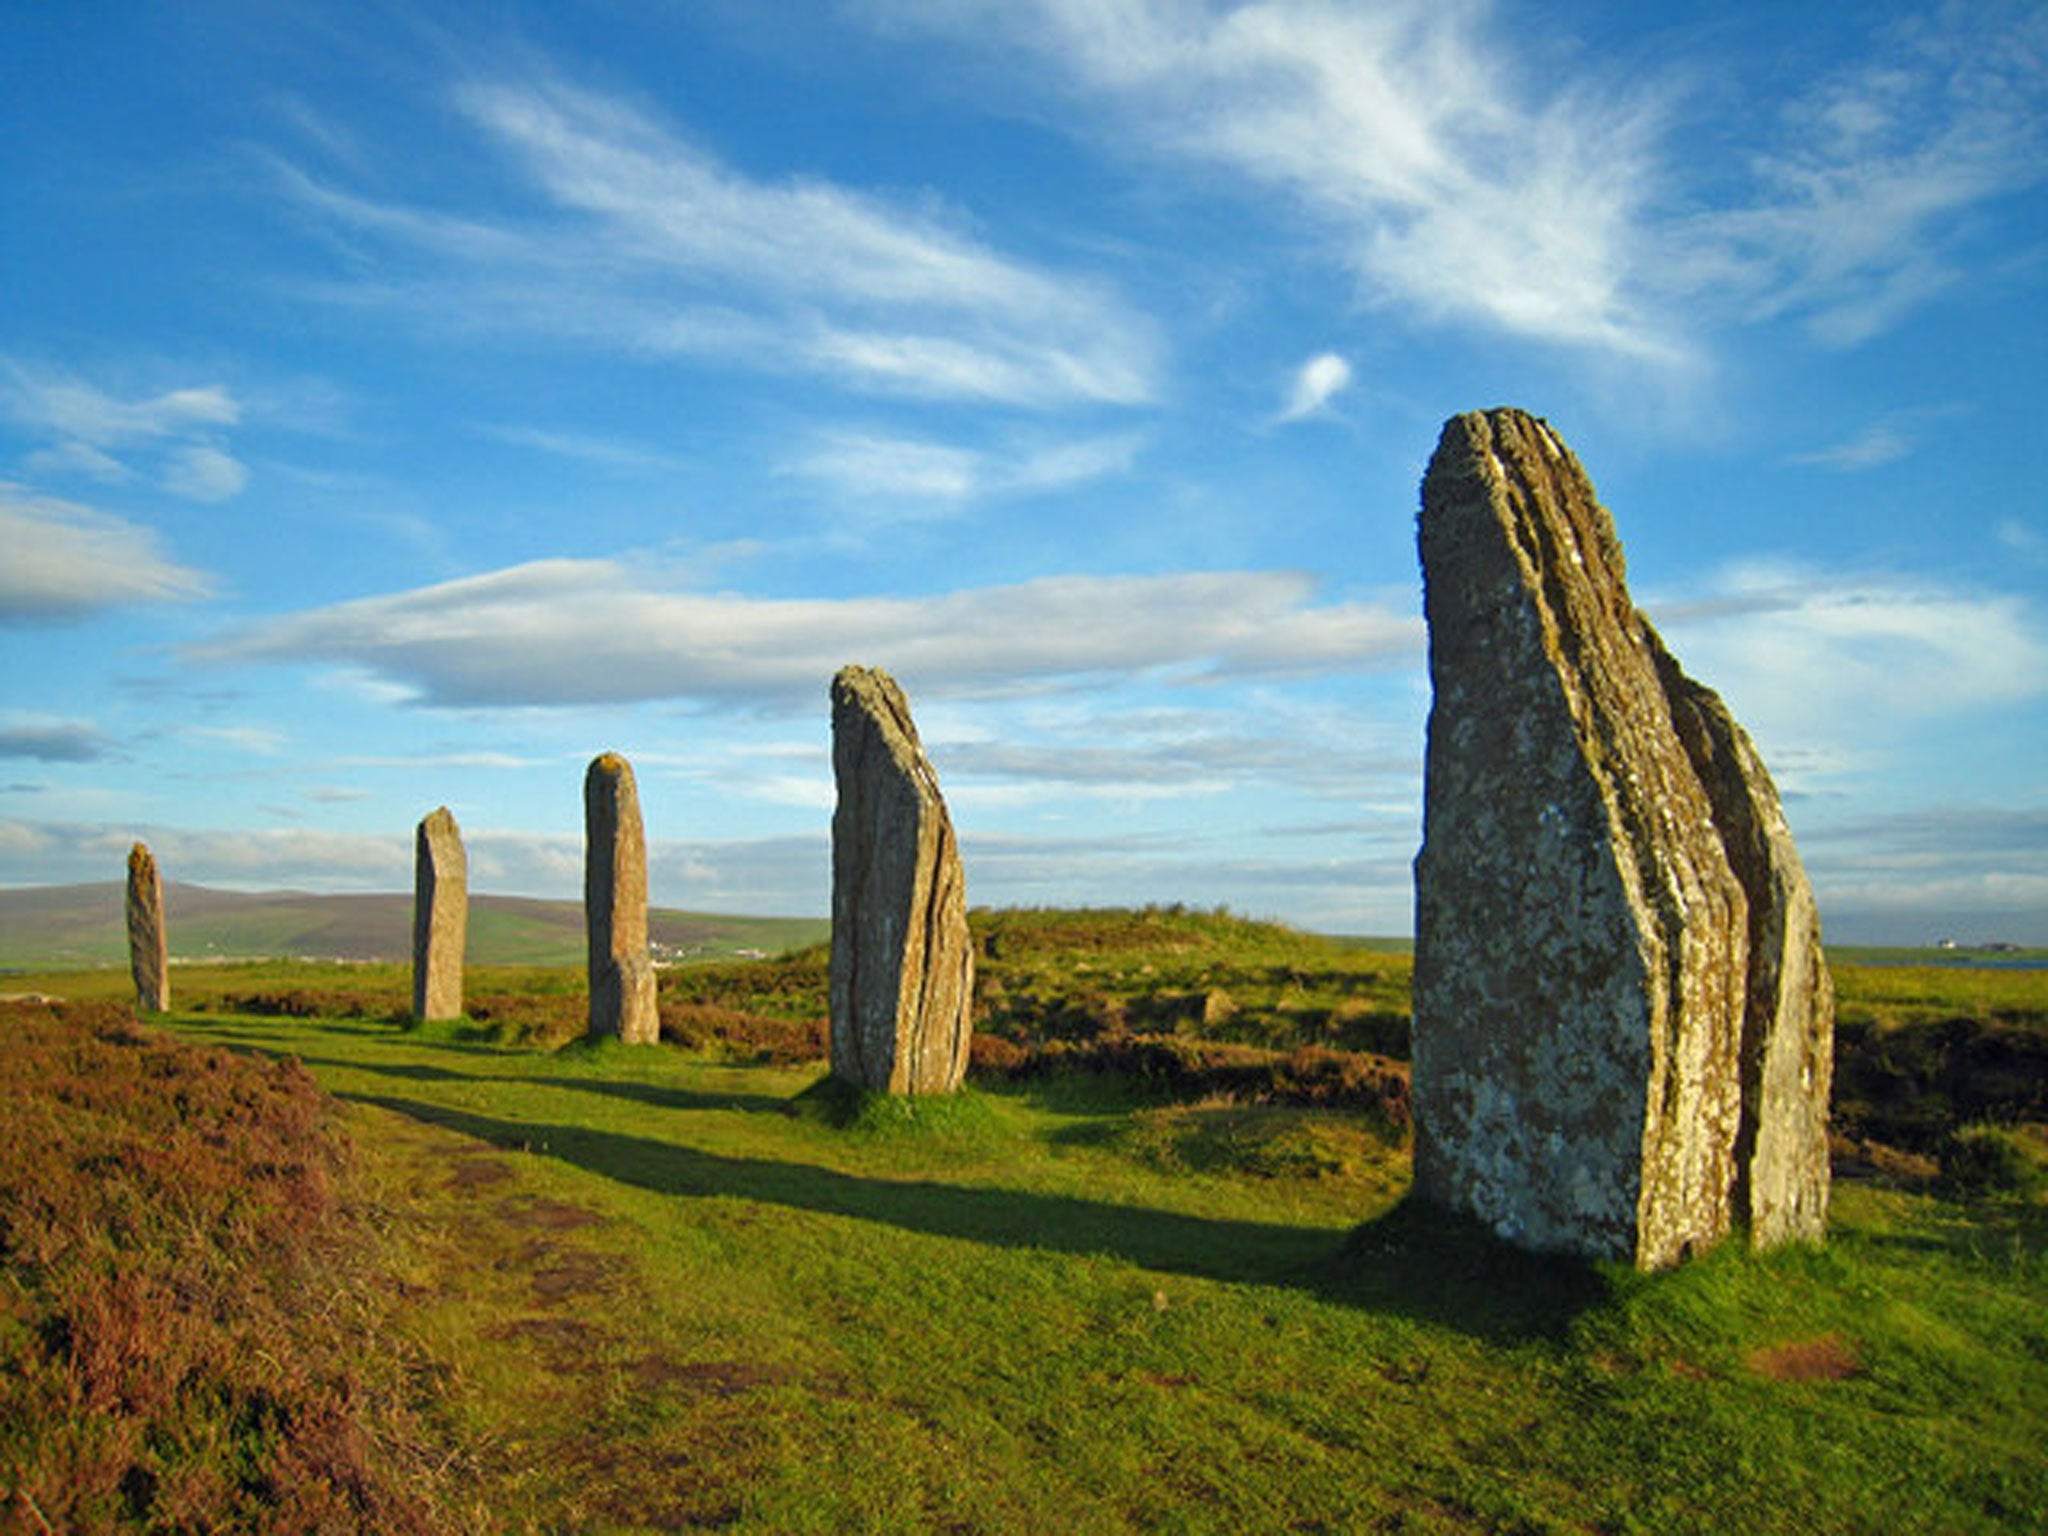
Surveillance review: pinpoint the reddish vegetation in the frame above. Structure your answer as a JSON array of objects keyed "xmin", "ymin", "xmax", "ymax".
[
  {"xmin": 0, "ymin": 1000, "xmax": 437, "ymax": 1533},
  {"xmin": 1747, "ymin": 1334, "xmax": 1863, "ymax": 1383}
]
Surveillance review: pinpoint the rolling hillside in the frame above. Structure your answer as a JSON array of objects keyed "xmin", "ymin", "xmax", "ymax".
[{"xmin": 0, "ymin": 883, "xmax": 827, "ymax": 970}]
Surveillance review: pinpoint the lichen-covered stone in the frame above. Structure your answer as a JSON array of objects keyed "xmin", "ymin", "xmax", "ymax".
[
  {"xmin": 829, "ymin": 665, "xmax": 973, "ymax": 1095},
  {"xmin": 412, "ymin": 806, "xmax": 468, "ymax": 1023},
  {"xmin": 1652, "ymin": 637, "xmax": 1834, "ymax": 1247},
  {"xmin": 585, "ymin": 753, "xmax": 658, "ymax": 1045},
  {"xmin": 126, "ymin": 842, "xmax": 169, "ymax": 1013},
  {"xmin": 1413, "ymin": 408, "xmax": 1751, "ymax": 1270}
]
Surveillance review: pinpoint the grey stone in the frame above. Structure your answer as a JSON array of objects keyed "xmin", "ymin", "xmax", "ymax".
[
  {"xmin": 829, "ymin": 664, "xmax": 974, "ymax": 1095},
  {"xmin": 1413, "ymin": 407, "xmax": 1828, "ymax": 1269},
  {"xmin": 412, "ymin": 806, "xmax": 468, "ymax": 1023},
  {"xmin": 126, "ymin": 842, "xmax": 169, "ymax": 1013},
  {"xmin": 1652, "ymin": 638, "xmax": 1835, "ymax": 1247},
  {"xmin": 585, "ymin": 753, "xmax": 658, "ymax": 1044}
]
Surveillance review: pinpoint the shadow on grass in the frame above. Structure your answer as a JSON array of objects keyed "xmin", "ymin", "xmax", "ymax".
[{"xmin": 346, "ymin": 1089, "xmax": 1607, "ymax": 1342}]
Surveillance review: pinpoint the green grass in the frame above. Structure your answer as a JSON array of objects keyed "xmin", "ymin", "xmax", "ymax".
[
  {"xmin": 9, "ymin": 914, "xmax": 2048, "ymax": 1531},
  {"xmin": 26, "ymin": 988, "xmax": 2029, "ymax": 1532}
]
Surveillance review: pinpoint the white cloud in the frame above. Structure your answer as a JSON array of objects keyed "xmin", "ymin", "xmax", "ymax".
[
  {"xmin": 1277, "ymin": 352, "xmax": 1353, "ymax": 422},
  {"xmin": 194, "ymin": 559, "xmax": 1419, "ymax": 708},
  {"xmin": 277, "ymin": 76, "xmax": 1161, "ymax": 409},
  {"xmin": 1651, "ymin": 561, "xmax": 2048, "ymax": 765},
  {"xmin": 1665, "ymin": 4, "xmax": 2048, "ymax": 346},
  {"xmin": 877, "ymin": 1, "xmax": 2046, "ymax": 357},
  {"xmin": 1789, "ymin": 423, "xmax": 1911, "ymax": 472},
  {"xmin": 160, "ymin": 444, "xmax": 250, "ymax": 502},
  {"xmin": 789, "ymin": 428, "xmax": 1141, "ymax": 508},
  {"xmin": 0, "ymin": 366, "xmax": 239, "ymax": 445},
  {"xmin": 2, "ymin": 362, "xmax": 250, "ymax": 500},
  {"xmin": 876, "ymin": 0, "xmax": 1676, "ymax": 359},
  {"xmin": 484, "ymin": 424, "xmax": 683, "ymax": 476},
  {"xmin": 0, "ymin": 484, "xmax": 211, "ymax": 622}
]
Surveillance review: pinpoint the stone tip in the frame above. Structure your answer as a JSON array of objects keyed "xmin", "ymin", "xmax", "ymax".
[{"xmin": 587, "ymin": 751, "xmax": 633, "ymax": 778}]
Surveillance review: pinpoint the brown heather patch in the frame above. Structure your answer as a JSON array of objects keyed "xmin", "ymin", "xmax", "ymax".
[
  {"xmin": 0, "ymin": 998, "xmax": 439, "ymax": 1533},
  {"xmin": 1747, "ymin": 1334, "xmax": 1862, "ymax": 1384}
]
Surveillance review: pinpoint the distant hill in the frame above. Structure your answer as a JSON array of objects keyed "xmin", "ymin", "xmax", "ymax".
[{"xmin": 0, "ymin": 883, "xmax": 828, "ymax": 970}]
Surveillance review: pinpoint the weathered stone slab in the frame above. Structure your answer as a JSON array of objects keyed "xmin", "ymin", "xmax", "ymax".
[
  {"xmin": 126, "ymin": 842, "xmax": 169, "ymax": 1013},
  {"xmin": 585, "ymin": 753, "xmax": 658, "ymax": 1044},
  {"xmin": 412, "ymin": 806, "xmax": 468, "ymax": 1023},
  {"xmin": 1413, "ymin": 408, "xmax": 1753, "ymax": 1269},
  {"xmin": 1652, "ymin": 638, "xmax": 1834, "ymax": 1247},
  {"xmin": 829, "ymin": 664, "xmax": 974, "ymax": 1095}
]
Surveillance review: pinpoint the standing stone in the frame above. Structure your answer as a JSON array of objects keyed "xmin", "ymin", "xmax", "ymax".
[
  {"xmin": 126, "ymin": 842, "xmax": 169, "ymax": 1013},
  {"xmin": 1652, "ymin": 638, "xmax": 1835, "ymax": 1248},
  {"xmin": 829, "ymin": 665, "xmax": 974, "ymax": 1095},
  {"xmin": 412, "ymin": 806, "xmax": 468, "ymax": 1023},
  {"xmin": 1413, "ymin": 408, "xmax": 1828, "ymax": 1269},
  {"xmin": 585, "ymin": 753, "xmax": 658, "ymax": 1044}
]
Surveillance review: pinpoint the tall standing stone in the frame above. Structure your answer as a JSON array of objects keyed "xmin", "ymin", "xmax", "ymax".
[
  {"xmin": 1652, "ymin": 639, "xmax": 1835, "ymax": 1247},
  {"xmin": 829, "ymin": 665, "xmax": 974, "ymax": 1095},
  {"xmin": 585, "ymin": 753, "xmax": 658, "ymax": 1044},
  {"xmin": 412, "ymin": 806, "xmax": 468, "ymax": 1023},
  {"xmin": 126, "ymin": 842, "xmax": 169, "ymax": 1013},
  {"xmin": 1413, "ymin": 408, "xmax": 1830, "ymax": 1269}
]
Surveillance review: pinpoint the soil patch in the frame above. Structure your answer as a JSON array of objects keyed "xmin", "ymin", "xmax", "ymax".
[{"xmin": 1748, "ymin": 1334, "xmax": 1862, "ymax": 1383}]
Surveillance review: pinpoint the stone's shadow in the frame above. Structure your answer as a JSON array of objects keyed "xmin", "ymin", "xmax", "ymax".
[
  {"xmin": 291, "ymin": 1056, "xmax": 791, "ymax": 1116},
  {"xmin": 534, "ymin": 1076, "xmax": 793, "ymax": 1117},
  {"xmin": 346, "ymin": 1090, "xmax": 1608, "ymax": 1344}
]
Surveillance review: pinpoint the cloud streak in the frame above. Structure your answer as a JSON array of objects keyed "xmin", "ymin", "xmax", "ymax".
[
  {"xmin": 276, "ymin": 76, "xmax": 1161, "ymax": 409},
  {"xmin": 788, "ymin": 428, "xmax": 1142, "ymax": 508},
  {"xmin": 1, "ymin": 363, "xmax": 250, "ymax": 502},
  {"xmin": 194, "ymin": 560, "xmax": 1419, "ymax": 708},
  {"xmin": 876, "ymin": 0, "xmax": 2047, "ymax": 359},
  {"xmin": 0, "ymin": 485, "xmax": 212, "ymax": 623}
]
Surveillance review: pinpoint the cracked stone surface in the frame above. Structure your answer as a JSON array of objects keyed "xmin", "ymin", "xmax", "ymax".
[
  {"xmin": 1412, "ymin": 408, "xmax": 1831, "ymax": 1268},
  {"xmin": 413, "ymin": 805, "xmax": 468, "ymax": 1023},
  {"xmin": 126, "ymin": 842, "xmax": 169, "ymax": 1014},
  {"xmin": 829, "ymin": 665, "xmax": 974, "ymax": 1096},
  {"xmin": 585, "ymin": 754, "xmax": 658, "ymax": 1045}
]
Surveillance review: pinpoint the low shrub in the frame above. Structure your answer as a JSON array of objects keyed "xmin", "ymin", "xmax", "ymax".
[
  {"xmin": 1936, "ymin": 1124, "xmax": 2043, "ymax": 1200},
  {"xmin": 0, "ymin": 999, "xmax": 439, "ymax": 1533}
]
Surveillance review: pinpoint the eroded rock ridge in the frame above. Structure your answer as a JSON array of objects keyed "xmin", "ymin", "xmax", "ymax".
[
  {"xmin": 829, "ymin": 665, "xmax": 974, "ymax": 1095},
  {"xmin": 126, "ymin": 842, "xmax": 169, "ymax": 1014},
  {"xmin": 412, "ymin": 805, "xmax": 468, "ymax": 1023},
  {"xmin": 1413, "ymin": 407, "xmax": 1832, "ymax": 1268},
  {"xmin": 585, "ymin": 753, "xmax": 658, "ymax": 1045}
]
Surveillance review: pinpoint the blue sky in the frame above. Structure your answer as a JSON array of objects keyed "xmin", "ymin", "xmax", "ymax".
[{"xmin": 3, "ymin": 0, "xmax": 2044, "ymax": 943}]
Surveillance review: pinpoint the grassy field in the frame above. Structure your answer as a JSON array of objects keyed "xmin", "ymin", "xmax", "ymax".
[{"xmin": 4, "ymin": 911, "xmax": 2046, "ymax": 1532}]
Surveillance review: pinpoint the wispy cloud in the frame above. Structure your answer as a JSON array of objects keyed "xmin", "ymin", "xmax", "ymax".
[
  {"xmin": 789, "ymin": 428, "xmax": 1142, "ymax": 509},
  {"xmin": 1688, "ymin": 4, "xmax": 2048, "ymax": 346},
  {"xmin": 482, "ymin": 424, "xmax": 684, "ymax": 476},
  {"xmin": 194, "ymin": 559, "xmax": 1419, "ymax": 708},
  {"xmin": 1651, "ymin": 561, "xmax": 2048, "ymax": 772},
  {"xmin": 876, "ymin": 0, "xmax": 2046, "ymax": 359},
  {"xmin": 1, "ymin": 363, "xmax": 250, "ymax": 502},
  {"xmin": 1789, "ymin": 423, "xmax": 1912, "ymax": 471},
  {"xmin": 1276, "ymin": 352, "xmax": 1353, "ymax": 422},
  {"xmin": 875, "ymin": 0, "xmax": 1676, "ymax": 358},
  {"xmin": 276, "ymin": 75, "xmax": 1161, "ymax": 409},
  {"xmin": 0, "ymin": 484, "xmax": 212, "ymax": 623}
]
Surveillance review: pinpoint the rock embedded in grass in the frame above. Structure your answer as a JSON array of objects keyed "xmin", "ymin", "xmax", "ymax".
[
  {"xmin": 828, "ymin": 664, "xmax": 974, "ymax": 1095},
  {"xmin": 585, "ymin": 752, "xmax": 658, "ymax": 1045},
  {"xmin": 1412, "ymin": 407, "xmax": 1832, "ymax": 1269},
  {"xmin": 126, "ymin": 841, "xmax": 169, "ymax": 1013},
  {"xmin": 412, "ymin": 805, "xmax": 468, "ymax": 1023}
]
